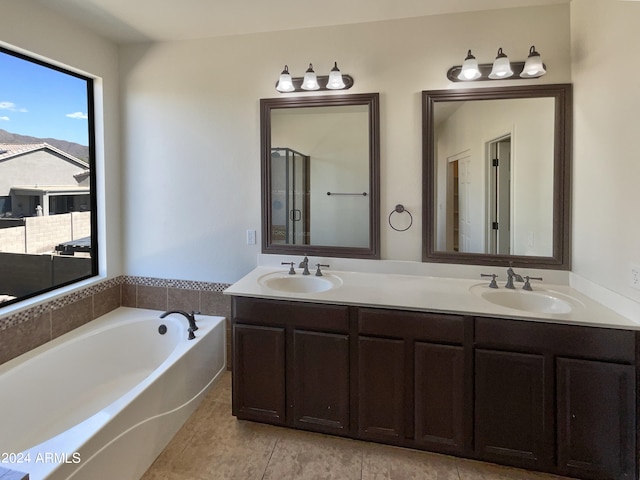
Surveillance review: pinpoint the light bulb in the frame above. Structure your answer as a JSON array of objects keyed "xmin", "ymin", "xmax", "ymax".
[
  {"xmin": 301, "ymin": 63, "xmax": 319, "ymax": 91},
  {"xmin": 326, "ymin": 61, "xmax": 346, "ymax": 89},
  {"xmin": 276, "ymin": 65, "xmax": 295, "ymax": 92},
  {"xmin": 488, "ymin": 48, "xmax": 513, "ymax": 79}
]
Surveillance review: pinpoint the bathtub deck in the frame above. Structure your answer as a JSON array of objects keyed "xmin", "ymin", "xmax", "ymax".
[
  {"xmin": 0, "ymin": 466, "xmax": 28, "ymax": 480},
  {"xmin": 142, "ymin": 372, "xmax": 572, "ymax": 480}
]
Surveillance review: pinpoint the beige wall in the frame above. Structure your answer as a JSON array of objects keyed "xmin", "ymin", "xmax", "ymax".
[
  {"xmin": 120, "ymin": 4, "xmax": 572, "ymax": 284},
  {"xmin": 570, "ymin": 0, "xmax": 640, "ymax": 304}
]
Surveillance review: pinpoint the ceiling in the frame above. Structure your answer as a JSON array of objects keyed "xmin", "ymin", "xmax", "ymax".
[{"xmin": 35, "ymin": 0, "xmax": 570, "ymax": 45}]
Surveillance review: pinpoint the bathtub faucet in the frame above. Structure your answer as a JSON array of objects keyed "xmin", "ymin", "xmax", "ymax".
[{"xmin": 159, "ymin": 310, "xmax": 199, "ymax": 340}]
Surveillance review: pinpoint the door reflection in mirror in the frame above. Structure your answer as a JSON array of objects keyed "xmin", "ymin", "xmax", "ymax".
[{"xmin": 434, "ymin": 97, "xmax": 554, "ymax": 257}]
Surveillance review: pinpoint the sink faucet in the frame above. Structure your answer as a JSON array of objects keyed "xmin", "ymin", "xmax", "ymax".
[
  {"xmin": 505, "ymin": 266, "xmax": 524, "ymax": 289},
  {"xmin": 159, "ymin": 310, "xmax": 199, "ymax": 340},
  {"xmin": 298, "ymin": 256, "xmax": 310, "ymax": 275}
]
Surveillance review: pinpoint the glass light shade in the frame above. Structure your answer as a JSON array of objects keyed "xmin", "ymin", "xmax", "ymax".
[
  {"xmin": 301, "ymin": 63, "xmax": 320, "ymax": 90},
  {"xmin": 457, "ymin": 50, "xmax": 481, "ymax": 81},
  {"xmin": 520, "ymin": 46, "xmax": 546, "ymax": 78},
  {"xmin": 275, "ymin": 65, "xmax": 295, "ymax": 92},
  {"xmin": 326, "ymin": 61, "xmax": 346, "ymax": 89},
  {"xmin": 488, "ymin": 48, "xmax": 513, "ymax": 79}
]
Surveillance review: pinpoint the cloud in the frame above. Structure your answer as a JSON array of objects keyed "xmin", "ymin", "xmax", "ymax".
[
  {"xmin": 0, "ymin": 101, "xmax": 27, "ymax": 113},
  {"xmin": 66, "ymin": 111, "xmax": 88, "ymax": 120},
  {"xmin": 0, "ymin": 116, "xmax": 9, "ymax": 121}
]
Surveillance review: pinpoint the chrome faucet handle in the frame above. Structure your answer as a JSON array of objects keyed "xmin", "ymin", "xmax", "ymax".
[
  {"xmin": 315, "ymin": 264, "xmax": 330, "ymax": 276},
  {"xmin": 481, "ymin": 273, "xmax": 499, "ymax": 289},
  {"xmin": 523, "ymin": 276, "xmax": 543, "ymax": 291},
  {"xmin": 281, "ymin": 261, "xmax": 296, "ymax": 274}
]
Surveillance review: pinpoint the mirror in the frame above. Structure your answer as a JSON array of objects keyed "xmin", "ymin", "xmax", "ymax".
[
  {"xmin": 261, "ymin": 93, "xmax": 380, "ymax": 259},
  {"xmin": 422, "ymin": 84, "xmax": 571, "ymax": 269},
  {"xmin": 0, "ymin": 46, "xmax": 98, "ymax": 308}
]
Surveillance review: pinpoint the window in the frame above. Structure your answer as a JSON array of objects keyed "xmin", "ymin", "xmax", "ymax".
[{"xmin": 0, "ymin": 45, "xmax": 97, "ymax": 307}]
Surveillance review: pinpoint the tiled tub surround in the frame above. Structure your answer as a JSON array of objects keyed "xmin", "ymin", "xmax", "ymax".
[{"xmin": 0, "ymin": 276, "xmax": 232, "ymax": 368}]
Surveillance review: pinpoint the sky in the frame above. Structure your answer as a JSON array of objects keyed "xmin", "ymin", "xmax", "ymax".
[{"xmin": 0, "ymin": 50, "xmax": 90, "ymax": 146}]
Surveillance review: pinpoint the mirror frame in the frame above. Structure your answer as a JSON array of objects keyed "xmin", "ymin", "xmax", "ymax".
[
  {"xmin": 261, "ymin": 92, "xmax": 380, "ymax": 259},
  {"xmin": 422, "ymin": 83, "xmax": 572, "ymax": 269}
]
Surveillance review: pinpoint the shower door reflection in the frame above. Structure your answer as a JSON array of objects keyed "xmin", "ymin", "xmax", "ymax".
[{"xmin": 270, "ymin": 148, "xmax": 310, "ymax": 245}]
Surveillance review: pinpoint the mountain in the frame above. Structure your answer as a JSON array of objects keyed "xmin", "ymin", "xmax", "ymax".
[{"xmin": 0, "ymin": 128, "xmax": 89, "ymax": 161}]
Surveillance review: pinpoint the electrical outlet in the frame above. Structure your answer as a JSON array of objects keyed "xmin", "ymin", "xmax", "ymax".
[
  {"xmin": 631, "ymin": 264, "xmax": 640, "ymax": 290},
  {"xmin": 246, "ymin": 229, "xmax": 256, "ymax": 245}
]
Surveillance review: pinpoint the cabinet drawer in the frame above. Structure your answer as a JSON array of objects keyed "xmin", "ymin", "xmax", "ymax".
[
  {"xmin": 359, "ymin": 307, "xmax": 465, "ymax": 343},
  {"xmin": 232, "ymin": 297, "xmax": 349, "ymax": 332},
  {"xmin": 475, "ymin": 317, "xmax": 636, "ymax": 363}
]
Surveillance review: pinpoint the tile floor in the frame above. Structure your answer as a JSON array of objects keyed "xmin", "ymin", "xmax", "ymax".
[{"xmin": 142, "ymin": 372, "xmax": 572, "ymax": 480}]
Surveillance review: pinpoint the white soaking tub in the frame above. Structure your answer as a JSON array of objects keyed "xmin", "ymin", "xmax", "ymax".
[{"xmin": 0, "ymin": 307, "xmax": 226, "ymax": 480}]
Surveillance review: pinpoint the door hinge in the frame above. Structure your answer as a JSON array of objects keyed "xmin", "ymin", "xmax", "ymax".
[
  {"xmin": 492, "ymin": 158, "xmax": 499, "ymax": 167},
  {"xmin": 492, "ymin": 222, "xmax": 499, "ymax": 230}
]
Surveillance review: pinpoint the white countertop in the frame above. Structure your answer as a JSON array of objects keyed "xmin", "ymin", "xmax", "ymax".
[{"xmin": 224, "ymin": 266, "xmax": 640, "ymax": 330}]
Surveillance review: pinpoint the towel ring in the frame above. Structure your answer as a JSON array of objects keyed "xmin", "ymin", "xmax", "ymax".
[{"xmin": 388, "ymin": 204, "xmax": 413, "ymax": 232}]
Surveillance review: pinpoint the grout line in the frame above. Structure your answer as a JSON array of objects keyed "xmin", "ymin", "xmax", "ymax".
[{"xmin": 261, "ymin": 435, "xmax": 280, "ymax": 480}]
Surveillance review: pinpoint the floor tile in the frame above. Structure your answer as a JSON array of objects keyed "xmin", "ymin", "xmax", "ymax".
[
  {"xmin": 262, "ymin": 429, "xmax": 363, "ymax": 480},
  {"xmin": 144, "ymin": 372, "xmax": 574, "ymax": 480},
  {"xmin": 456, "ymin": 457, "xmax": 565, "ymax": 480},
  {"xmin": 362, "ymin": 444, "xmax": 460, "ymax": 480}
]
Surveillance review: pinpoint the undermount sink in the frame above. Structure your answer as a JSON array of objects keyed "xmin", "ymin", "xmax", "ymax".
[
  {"xmin": 470, "ymin": 285, "xmax": 582, "ymax": 315},
  {"xmin": 259, "ymin": 271, "xmax": 342, "ymax": 293}
]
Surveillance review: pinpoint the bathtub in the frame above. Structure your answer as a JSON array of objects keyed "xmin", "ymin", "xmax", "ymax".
[{"xmin": 0, "ymin": 307, "xmax": 226, "ymax": 480}]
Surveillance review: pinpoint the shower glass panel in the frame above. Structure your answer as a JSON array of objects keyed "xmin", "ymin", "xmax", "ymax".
[{"xmin": 270, "ymin": 148, "xmax": 310, "ymax": 245}]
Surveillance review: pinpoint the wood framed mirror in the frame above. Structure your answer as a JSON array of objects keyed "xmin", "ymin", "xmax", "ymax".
[
  {"xmin": 422, "ymin": 84, "xmax": 571, "ymax": 269},
  {"xmin": 261, "ymin": 93, "xmax": 380, "ymax": 259}
]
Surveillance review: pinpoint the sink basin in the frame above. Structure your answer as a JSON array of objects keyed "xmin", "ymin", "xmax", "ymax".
[
  {"xmin": 471, "ymin": 285, "xmax": 581, "ymax": 314},
  {"xmin": 259, "ymin": 272, "xmax": 342, "ymax": 293}
]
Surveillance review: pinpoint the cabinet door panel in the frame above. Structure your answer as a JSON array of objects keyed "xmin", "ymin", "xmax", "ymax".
[
  {"xmin": 415, "ymin": 342, "xmax": 465, "ymax": 453},
  {"xmin": 292, "ymin": 330, "xmax": 350, "ymax": 435},
  {"xmin": 557, "ymin": 358, "xmax": 636, "ymax": 480},
  {"xmin": 475, "ymin": 349, "xmax": 547, "ymax": 467},
  {"xmin": 358, "ymin": 336, "xmax": 405, "ymax": 442},
  {"xmin": 232, "ymin": 324, "xmax": 286, "ymax": 425}
]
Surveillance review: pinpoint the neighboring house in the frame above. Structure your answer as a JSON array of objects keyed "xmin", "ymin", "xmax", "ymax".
[{"xmin": 0, "ymin": 143, "xmax": 90, "ymax": 217}]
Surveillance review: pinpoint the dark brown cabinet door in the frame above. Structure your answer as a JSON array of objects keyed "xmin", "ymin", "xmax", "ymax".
[
  {"xmin": 474, "ymin": 349, "xmax": 548, "ymax": 469},
  {"xmin": 358, "ymin": 336, "xmax": 405, "ymax": 442},
  {"xmin": 232, "ymin": 323, "xmax": 286, "ymax": 425},
  {"xmin": 414, "ymin": 342, "xmax": 465, "ymax": 454},
  {"xmin": 557, "ymin": 358, "xmax": 636, "ymax": 480},
  {"xmin": 292, "ymin": 329, "xmax": 350, "ymax": 435}
]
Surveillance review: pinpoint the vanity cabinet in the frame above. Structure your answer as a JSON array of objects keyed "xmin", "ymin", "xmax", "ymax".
[
  {"xmin": 475, "ymin": 317, "xmax": 637, "ymax": 480},
  {"xmin": 356, "ymin": 308, "xmax": 471, "ymax": 455},
  {"xmin": 231, "ymin": 296, "xmax": 638, "ymax": 480},
  {"xmin": 232, "ymin": 297, "xmax": 351, "ymax": 435},
  {"xmin": 474, "ymin": 349, "xmax": 548, "ymax": 469},
  {"xmin": 556, "ymin": 358, "xmax": 635, "ymax": 480}
]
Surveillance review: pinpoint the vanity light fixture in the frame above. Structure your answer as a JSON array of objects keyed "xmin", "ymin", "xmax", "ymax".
[
  {"xmin": 447, "ymin": 46, "xmax": 547, "ymax": 82},
  {"xmin": 488, "ymin": 48, "xmax": 513, "ymax": 79},
  {"xmin": 326, "ymin": 62, "xmax": 346, "ymax": 89},
  {"xmin": 458, "ymin": 50, "xmax": 482, "ymax": 81},
  {"xmin": 520, "ymin": 45, "xmax": 546, "ymax": 78},
  {"xmin": 274, "ymin": 62, "xmax": 354, "ymax": 93},
  {"xmin": 276, "ymin": 65, "xmax": 295, "ymax": 92},
  {"xmin": 301, "ymin": 64, "xmax": 320, "ymax": 91}
]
